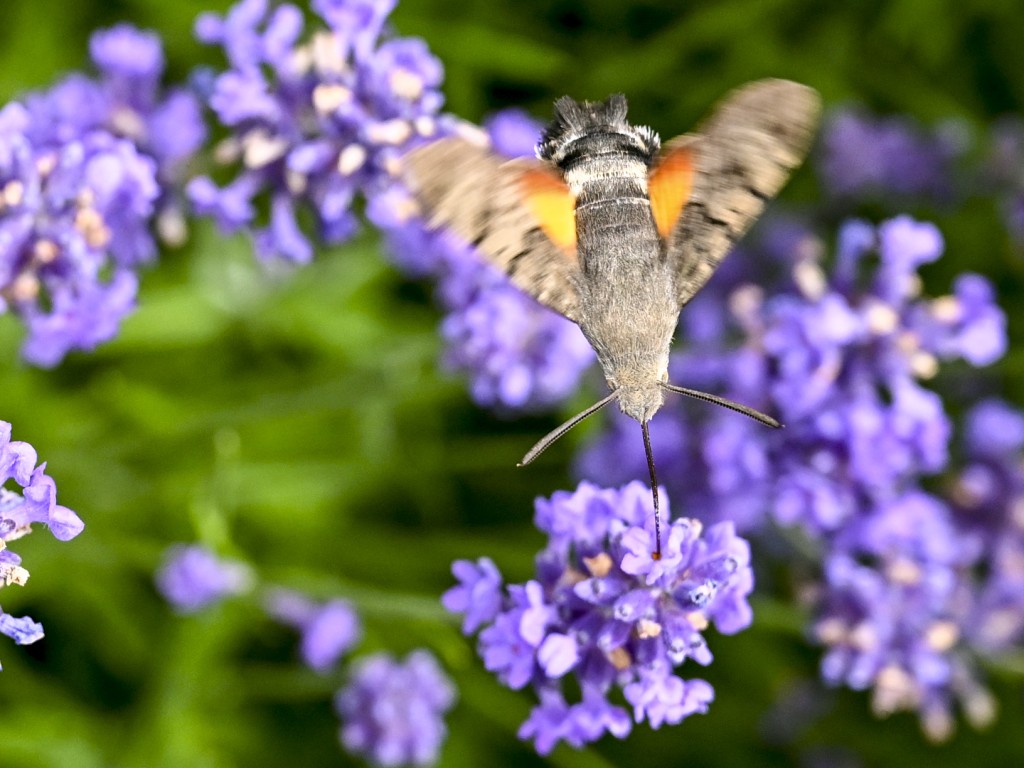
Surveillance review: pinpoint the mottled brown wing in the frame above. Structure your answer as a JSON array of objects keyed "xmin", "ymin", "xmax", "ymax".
[
  {"xmin": 666, "ymin": 79, "xmax": 821, "ymax": 307},
  {"xmin": 402, "ymin": 138, "xmax": 582, "ymax": 321}
]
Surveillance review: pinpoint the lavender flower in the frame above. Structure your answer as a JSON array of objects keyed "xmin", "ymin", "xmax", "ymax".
[
  {"xmin": 189, "ymin": 0, "xmax": 448, "ymax": 263},
  {"xmin": 1, "ymin": 23, "xmax": 202, "ymax": 365},
  {"xmin": 0, "ymin": 104, "xmax": 157, "ymax": 365},
  {"xmin": 15, "ymin": 23, "xmax": 204, "ymax": 267},
  {"xmin": 194, "ymin": 1, "xmax": 594, "ymax": 413},
  {"xmin": 441, "ymin": 556, "xmax": 503, "ymax": 634},
  {"xmin": 444, "ymin": 481, "xmax": 752, "ymax": 754},
  {"xmin": 437, "ymin": 249, "xmax": 595, "ymax": 411},
  {"xmin": 0, "ymin": 613, "xmax": 45, "ymax": 649},
  {"xmin": 766, "ymin": 217, "xmax": 1002, "ymax": 525},
  {"xmin": 196, "ymin": 8, "xmax": 596, "ymax": 411},
  {"xmin": 18, "ymin": 24, "xmax": 202, "ymax": 219},
  {"xmin": 812, "ymin": 490, "xmax": 979, "ymax": 741},
  {"xmin": 982, "ymin": 118, "xmax": 1024, "ymax": 243},
  {"xmin": 483, "ymin": 108, "xmax": 544, "ymax": 157},
  {"xmin": 818, "ymin": 108, "xmax": 968, "ymax": 203},
  {"xmin": 0, "ymin": 420, "xmax": 84, "ymax": 668},
  {"xmin": 23, "ymin": 23, "xmax": 205, "ymax": 204},
  {"xmin": 265, "ymin": 589, "xmax": 361, "ymax": 672},
  {"xmin": 952, "ymin": 400, "xmax": 1024, "ymax": 655},
  {"xmin": 760, "ymin": 218, "xmax": 1006, "ymax": 736},
  {"xmin": 155, "ymin": 544, "xmax": 252, "ymax": 614},
  {"xmin": 573, "ymin": 213, "xmax": 1009, "ymax": 735},
  {"xmin": 336, "ymin": 649, "xmax": 456, "ymax": 767}
]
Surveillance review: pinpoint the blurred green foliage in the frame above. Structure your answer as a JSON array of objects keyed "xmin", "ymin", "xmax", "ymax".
[{"xmin": 1, "ymin": 0, "xmax": 1023, "ymax": 766}]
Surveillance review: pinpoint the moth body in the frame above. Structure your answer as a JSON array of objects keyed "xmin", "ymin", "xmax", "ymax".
[
  {"xmin": 541, "ymin": 97, "xmax": 678, "ymax": 423},
  {"xmin": 402, "ymin": 80, "xmax": 821, "ymax": 555}
]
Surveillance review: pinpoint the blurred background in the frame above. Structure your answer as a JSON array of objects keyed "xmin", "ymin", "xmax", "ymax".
[{"xmin": 1, "ymin": 0, "xmax": 1024, "ymax": 766}]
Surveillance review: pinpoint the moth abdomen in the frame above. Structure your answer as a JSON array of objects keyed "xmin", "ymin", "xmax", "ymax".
[
  {"xmin": 575, "ymin": 177, "xmax": 649, "ymax": 205},
  {"xmin": 576, "ymin": 202, "xmax": 659, "ymax": 255}
]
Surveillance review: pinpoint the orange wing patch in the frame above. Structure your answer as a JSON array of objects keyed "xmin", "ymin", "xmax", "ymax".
[
  {"xmin": 518, "ymin": 167, "xmax": 577, "ymax": 253},
  {"xmin": 649, "ymin": 139, "xmax": 697, "ymax": 238}
]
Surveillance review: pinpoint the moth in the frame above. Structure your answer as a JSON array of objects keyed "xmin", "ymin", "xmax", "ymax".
[{"xmin": 403, "ymin": 79, "xmax": 821, "ymax": 558}]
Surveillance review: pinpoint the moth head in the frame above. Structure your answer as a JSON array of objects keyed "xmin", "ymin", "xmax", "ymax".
[
  {"xmin": 616, "ymin": 385, "xmax": 666, "ymax": 424},
  {"xmin": 536, "ymin": 94, "xmax": 661, "ymax": 168},
  {"xmin": 593, "ymin": 328, "xmax": 673, "ymax": 423}
]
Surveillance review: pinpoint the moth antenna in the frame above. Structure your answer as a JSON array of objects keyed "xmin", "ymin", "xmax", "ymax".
[
  {"xmin": 641, "ymin": 420, "xmax": 663, "ymax": 561},
  {"xmin": 660, "ymin": 382, "xmax": 782, "ymax": 428},
  {"xmin": 518, "ymin": 391, "xmax": 619, "ymax": 467}
]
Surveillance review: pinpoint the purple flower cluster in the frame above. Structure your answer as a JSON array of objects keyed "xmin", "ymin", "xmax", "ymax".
[
  {"xmin": 155, "ymin": 547, "xmax": 366, "ymax": 678},
  {"xmin": 0, "ymin": 421, "xmax": 84, "ymax": 669},
  {"xmin": 1, "ymin": 24, "xmax": 204, "ymax": 366},
  {"xmin": 444, "ymin": 481, "xmax": 753, "ymax": 753},
  {"xmin": 24, "ymin": 24, "xmax": 206, "ymax": 195},
  {"xmin": 818, "ymin": 107, "xmax": 968, "ymax": 203},
  {"xmin": 812, "ymin": 490, "xmax": 982, "ymax": 741},
  {"xmin": 155, "ymin": 544, "xmax": 253, "ymax": 613},
  {"xmin": 266, "ymin": 588, "xmax": 456, "ymax": 764},
  {"xmin": 576, "ymin": 215, "xmax": 1007, "ymax": 735},
  {"xmin": 265, "ymin": 588, "xmax": 361, "ymax": 672},
  {"xmin": 982, "ymin": 118, "xmax": 1024, "ymax": 244},
  {"xmin": 809, "ymin": 394, "xmax": 1024, "ymax": 738},
  {"xmin": 953, "ymin": 400, "xmax": 1024, "ymax": 655},
  {"xmin": 156, "ymin": 544, "xmax": 454, "ymax": 764},
  {"xmin": 188, "ymin": 0, "xmax": 594, "ymax": 412},
  {"xmin": 188, "ymin": 0, "xmax": 448, "ymax": 264},
  {"xmin": 336, "ymin": 650, "xmax": 456, "ymax": 767},
  {"xmin": 437, "ymin": 247, "xmax": 594, "ymax": 411}
]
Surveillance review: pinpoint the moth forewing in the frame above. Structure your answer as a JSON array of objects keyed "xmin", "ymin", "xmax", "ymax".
[
  {"xmin": 669, "ymin": 79, "xmax": 821, "ymax": 307},
  {"xmin": 402, "ymin": 139, "xmax": 582, "ymax": 321}
]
